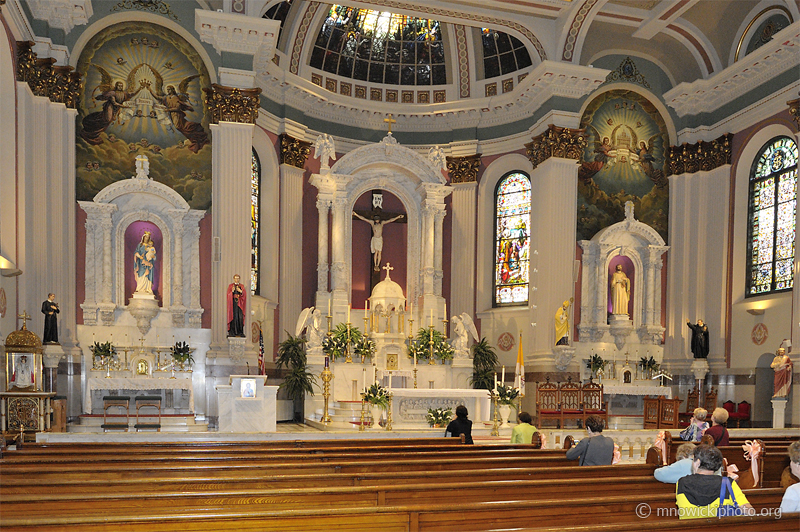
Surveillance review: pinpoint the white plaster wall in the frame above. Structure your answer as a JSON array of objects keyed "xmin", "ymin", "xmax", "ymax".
[{"xmin": 0, "ymin": 28, "xmax": 18, "ymax": 339}]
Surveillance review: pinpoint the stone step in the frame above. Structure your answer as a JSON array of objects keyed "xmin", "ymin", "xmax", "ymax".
[{"xmin": 69, "ymin": 414, "xmax": 208, "ymax": 433}]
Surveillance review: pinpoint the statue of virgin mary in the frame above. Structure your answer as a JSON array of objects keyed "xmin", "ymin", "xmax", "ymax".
[{"xmin": 133, "ymin": 231, "xmax": 157, "ymax": 294}]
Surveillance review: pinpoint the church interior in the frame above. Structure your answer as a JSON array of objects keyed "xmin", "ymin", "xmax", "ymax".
[{"xmin": 0, "ymin": 0, "xmax": 799, "ymax": 528}]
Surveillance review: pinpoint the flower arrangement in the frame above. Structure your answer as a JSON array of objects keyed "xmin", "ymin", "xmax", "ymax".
[
  {"xmin": 322, "ymin": 323, "xmax": 365, "ymax": 361},
  {"xmin": 426, "ymin": 407, "xmax": 453, "ymax": 427},
  {"xmin": 353, "ymin": 335, "xmax": 376, "ymax": 361},
  {"xmin": 495, "ymin": 384, "xmax": 520, "ymax": 406},
  {"xmin": 170, "ymin": 341, "xmax": 194, "ymax": 366},
  {"xmin": 362, "ymin": 383, "xmax": 390, "ymax": 409},
  {"xmin": 407, "ymin": 326, "xmax": 454, "ymax": 363},
  {"xmin": 586, "ymin": 354, "xmax": 607, "ymax": 373}
]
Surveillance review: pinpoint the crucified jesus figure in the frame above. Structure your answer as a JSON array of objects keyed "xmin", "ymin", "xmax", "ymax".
[{"xmin": 353, "ymin": 211, "xmax": 404, "ymax": 271}]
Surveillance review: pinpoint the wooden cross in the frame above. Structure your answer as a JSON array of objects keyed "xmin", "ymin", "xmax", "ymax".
[
  {"xmin": 17, "ymin": 311, "xmax": 31, "ymax": 330},
  {"xmin": 383, "ymin": 114, "xmax": 396, "ymax": 133}
]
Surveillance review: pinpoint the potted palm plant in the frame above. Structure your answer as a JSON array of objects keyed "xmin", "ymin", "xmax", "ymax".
[
  {"xmin": 277, "ymin": 333, "xmax": 317, "ymax": 421},
  {"xmin": 470, "ymin": 337, "xmax": 498, "ymax": 390}
]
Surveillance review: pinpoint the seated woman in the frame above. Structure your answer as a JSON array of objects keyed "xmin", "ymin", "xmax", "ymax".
[
  {"xmin": 654, "ymin": 443, "xmax": 695, "ymax": 483},
  {"xmin": 680, "ymin": 408, "xmax": 709, "ymax": 442},
  {"xmin": 445, "ymin": 405, "xmax": 473, "ymax": 444},
  {"xmin": 704, "ymin": 407, "xmax": 730, "ymax": 446},
  {"xmin": 510, "ymin": 411, "xmax": 538, "ymax": 444},
  {"xmin": 676, "ymin": 444, "xmax": 752, "ymax": 519},
  {"xmin": 565, "ymin": 415, "xmax": 614, "ymax": 466},
  {"xmin": 780, "ymin": 441, "xmax": 800, "ymax": 513}
]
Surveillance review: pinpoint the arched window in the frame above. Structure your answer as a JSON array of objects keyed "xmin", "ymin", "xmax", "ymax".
[
  {"xmin": 263, "ymin": 1, "xmax": 294, "ymax": 49},
  {"xmin": 494, "ymin": 171, "xmax": 531, "ymax": 306},
  {"xmin": 251, "ymin": 149, "xmax": 261, "ymax": 295},
  {"xmin": 480, "ymin": 29, "xmax": 532, "ymax": 80},
  {"xmin": 746, "ymin": 136, "xmax": 798, "ymax": 296},
  {"xmin": 309, "ymin": 6, "xmax": 445, "ymax": 86}
]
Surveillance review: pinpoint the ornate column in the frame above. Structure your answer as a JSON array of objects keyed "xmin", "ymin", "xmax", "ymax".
[
  {"xmin": 330, "ymin": 195, "xmax": 349, "ymax": 293},
  {"xmin": 789, "ymin": 96, "xmax": 800, "ymax": 347},
  {"xmin": 278, "ymin": 133, "xmax": 310, "ymax": 341},
  {"xmin": 167, "ymin": 209, "xmax": 186, "ymax": 325},
  {"xmin": 447, "ymin": 155, "xmax": 480, "ymax": 319},
  {"xmin": 316, "ymin": 198, "xmax": 331, "ymax": 295},
  {"xmin": 185, "ymin": 211, "xmax": 206, "ymax": 329},
  {"xmin": 204, "ymin": 84, "xmax": 260, "ymax": 361},
  {"xmin": 433, "ymin": 208, "xmax": 446, "ymax": 296}
]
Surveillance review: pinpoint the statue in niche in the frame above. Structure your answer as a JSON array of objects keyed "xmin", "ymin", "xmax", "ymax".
[
  {"xmin": 610, "ymin": 264, "xmax": 630, "ymax": 316},
  {"xmin": 133, "ymin": 231, "xmax": 157, "ymax": 294},
  {"xmin": 227, "ymin": 274, "xmax": 246, "ymax": 337},
  {"xmin": 686, "ymin": 319, "xmax": 709, "ymax": 359},
  {"xmin": 352, "ymin": 211, "xmax": 405, "ymax": 271},
  {"xmin": 554, "ymin": 298, "xmax": 573, "ymax": 346},
  {"xmin": 771, "ymin": 341, "xmax": 793, "ymax": 398}
]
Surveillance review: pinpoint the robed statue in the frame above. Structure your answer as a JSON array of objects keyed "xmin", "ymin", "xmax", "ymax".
[
  {"xmin": 686, "ymin": 319, "xmax": 709, "ymax": 359},
  {"xmin": 771, "ymin": 343, "xmax": 793, "ymax": 398},
  {"xmin": 610, "ymin": 264, "xmax": 630, "ymax": 316},
  {"xmin": 227, "ymin": 274, "xmax": 246, "ymax": 337},
  {"xmin": 133, "ymin": 231, "xmax": 157, "ymax": 294}
]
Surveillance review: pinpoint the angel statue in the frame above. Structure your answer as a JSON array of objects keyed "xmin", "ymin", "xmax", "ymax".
[
  {"xmin": 296, "ymin": 306, "xmax": 324, "ymax": 351},
  {"xmin": 80, "ymin": 64, "xmax": 146, "ymax": 145},
  {"xmin": 428, "ymin": 145, "xmax": 447, "ymax": 172},
  {"xmin": 451, "ymin": 313, "xmax": 479, "ymax": 357},
  {"xmin": 313, "ymin": 133, "xmax": 336, "ymax": 171},
  {"xmin": 142, "ymin": 74, "xmax": 209, "ymax": 153}
]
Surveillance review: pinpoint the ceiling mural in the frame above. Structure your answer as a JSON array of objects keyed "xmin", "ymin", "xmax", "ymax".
[
  {"xmin": 577, "ymin": 88, "xmax": 670, "ymax": 243},
  {"xmin": 75, "ymin": 22, "xmax": 212, "ymax": 210}
]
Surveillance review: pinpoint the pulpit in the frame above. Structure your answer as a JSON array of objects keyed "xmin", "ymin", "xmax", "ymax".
[
  {"xmin": 216, "ymin": 375, "xmax": 278, "ymax": 432},
  {"xmin": 1, "ymin": 320, "xmax": 54, "ymax": 438}
]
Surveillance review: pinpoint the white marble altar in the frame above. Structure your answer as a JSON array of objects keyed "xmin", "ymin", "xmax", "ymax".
[
  {"xmin": 388, "ymin": 388, "xmax": 491, "ymax": 429},
  {"xmin": 216, "ymin": 375, "xmax": 277, "ymax": 432},
  {"xmin": 85, "ymin": 376, "xmax": 194, "ymax": 414}
]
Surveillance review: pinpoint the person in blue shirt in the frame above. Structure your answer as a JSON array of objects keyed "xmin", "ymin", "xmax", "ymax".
[{"xmin": 655, "ymin": 442, "xmax": 696, "ymax": 483}]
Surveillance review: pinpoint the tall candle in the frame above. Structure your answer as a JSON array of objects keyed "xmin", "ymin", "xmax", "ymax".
[
  {"xmin": 494, "ymin": 372, "xmax": 498, "ymax": 392},
  {"xmin": 325, "ymin": 356, "xmax": 329, "ymax": 369},
  {"xmin": 362, "ymin": 367, "xmax": 366, "ymax": 391},
  {"xmin": 429, "ymin": 309, "xmax": 433, "ymax": 327},
  {"xmin": 501, "ymin": 366, "xmax": 505, "ymax": 386},
  {"xmin": 328, "ymin": 297, "xmax": 331, "ymax": 316},
  {"xmin": 365, "ymin": 300, "xmax": 368, "ymax": 318},
  {"xmin": 347, "ymin": 304, "xmax": 351, "ymax": 323},
  {"xmin": 443, "ymin": 303, "xmax": 447, "ymax": 320},
  {"xmin": 414, "ymin": 352, "xmax": 417, "ymax": 367},
  {"xmin": 387, "ymin": 372, "xmax": 392, "ymax": 391}
]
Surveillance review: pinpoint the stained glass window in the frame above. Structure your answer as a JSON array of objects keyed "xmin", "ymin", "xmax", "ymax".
[
  {"xmin": 747, "ymin": 136, "xmax": 798, "ymax": 296},
  {"xmin": 480, "ymin": 29, "xmax": 532, "ymax": 79},
  {"xmin": 494, "ymin": 172, "xmax": 531, "ymax": 306},
  {"xmin": 263, "ymin": 1, "xmax": 294, "ymax": 47},
  {"xmin": 251, "ymin": 149, "xmax": 261, "ymax": 295},
  {"xmin": 309, "ymin": 5, "xmax": 446, "ymax": 86}
]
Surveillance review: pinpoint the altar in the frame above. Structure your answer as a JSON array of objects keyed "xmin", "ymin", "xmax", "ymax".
[
  {"xmin": 85, "ymin": 377, "xmax": 194, "ymax": 414},
  {"xmin": 387, "ymin": 388, "xmax": 491, "ymax": 429}
]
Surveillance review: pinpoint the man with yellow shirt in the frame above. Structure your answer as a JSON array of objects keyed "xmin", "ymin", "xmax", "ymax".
[{"xmin": 676, "ymin": 444, "xmax": 753, "ymax": 519}]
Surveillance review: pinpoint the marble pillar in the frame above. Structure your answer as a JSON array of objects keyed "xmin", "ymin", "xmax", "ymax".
[{"xmin": 449, "ymin": 182, "xmax": 477, "ymax": 320}]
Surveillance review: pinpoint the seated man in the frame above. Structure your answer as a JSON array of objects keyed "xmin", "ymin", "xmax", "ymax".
[
  {"xmin": 676, "ymin": 444, "xmax": 753, "ymax": 519},
  {"xmin": 565, "ymin": 415, "xmax": 614, "ymax": 466},
  {"xmin": 510, "ymin": 411, "xmax": 538, "ymax": 444},
  {"xmin": 654, "ymin": 443, "xmax": 695, "ymax": 483}
]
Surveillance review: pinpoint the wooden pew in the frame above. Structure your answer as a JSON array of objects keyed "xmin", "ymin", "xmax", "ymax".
[
  {"xmin": 508, "ymin": 515, "xmax": 800, "ymax": 532},
  {"xmin": 0, "ymin": 488, "xmax": 787, "ymax": 531}
]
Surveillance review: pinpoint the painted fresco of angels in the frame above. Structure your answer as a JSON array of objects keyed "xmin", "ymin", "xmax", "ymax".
[
  {"xmin": 79, "ymin": 63, "xmax": 146, "ymax": 145},
  {"xmin": 451, "ymin": 313, "xmax": 479, "ymax": 355}
]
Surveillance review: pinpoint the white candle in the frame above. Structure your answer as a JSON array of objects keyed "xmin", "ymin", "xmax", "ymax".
[
  {"xmin": 387, "ymin": 372, "xmax": 392, "ymax": 391},
  {"xmin": 443, "ymin": 303, "xmax": 447, "ymax": 320},
  {"xmin": 501, "ymin": 366, "xmax": 505, "ymax": 386},
  {"xmin": 365, "ymin": 300, "xmax": 368, "ymax": 319},
  {"xmin": 362, "ymin": 367, "xmax": 366, "ymax": 391},
  {"xmin": 328, "ymin": 297, "xmax": 331, "ymax": 316},
  {"xmin": 414, "ymin": 352, "xmax": 417, "ymax": 367},
  {"xmin": 430, "ymin": 309, "xmax": 433, "ymax": 327},
  {"xmin": 347, "ymin": 304, "xmax": 351, "ymax": 323},
  {"xmin": 494, "ymin": 373, "xmax": 498, "ymax": 392}
]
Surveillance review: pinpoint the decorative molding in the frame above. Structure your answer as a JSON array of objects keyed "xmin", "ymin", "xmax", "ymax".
[
  {"xmin": 203, "ymin": 84, "xmax": 261, "ymax": 124},
  {"xmin": 454, "ymin": 24, "xmax": 470, "ymax": 98},
  {"xmin": 15, "ymin": 41, "xmax": 82, "ymax": 108},
  {"xmin": 27, "ymin": 0, "xmax": 92, "ymax": 33},
  {"xmin": 665, "ymin": 133, "xmax": 733, "ymax": 176},
  {"xmin": 195, "ymin": 10, "xmax": 280, "ymax": 58},
  {"xmin": 524, "ymin": 124, "xmax": 586, "ymax": 170},
  {"xmin": 111, "ymin": 0, "xmax": 177, "ymax": 20},
  {"xmin": 562, "ymin": 0, "xmax": 600, "ymax": 61},
  {"xmin": 289, "ymin": 1, "xmax": 320, "ymax": 75},
  {"xmin": 446, "ymin": 154, "xmax": 481, "ymax": 184},
  {"xmin": 789, "ymin": 96, "xmax": 800, "ymax": 132},
  {"xmin": 664, "ymin": 24, "xmax": 799, "ymax": 117},
  {"xmin": 605, "ymin": 57, "xmax": 650, "ymax": 88},
  {"xmin": 279, "ymin": 133, "xmax": 311, "ymax": 169}
]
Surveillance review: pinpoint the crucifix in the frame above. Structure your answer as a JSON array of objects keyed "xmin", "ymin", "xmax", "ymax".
[
  {"xmin": 383, "ymin": 114, "xmax": 396, "ymax": 133},
  {"xmin": 17, "ymin": 311, "xmax": 31, "ymax": 330},
  {"xmin": 353, "ymin": 191, "xmax": 406, "ymax": 288}
]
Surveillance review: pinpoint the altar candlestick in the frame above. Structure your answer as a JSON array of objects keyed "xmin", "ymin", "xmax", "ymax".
[{"xmin": 501, "ymin": 366, "xmax": 505, "ymax": 386}]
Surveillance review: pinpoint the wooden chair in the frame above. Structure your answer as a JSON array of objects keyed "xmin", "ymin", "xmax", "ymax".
[
  {"xmin": 559, "ymin": 379, "xmax": 583, "ymax": 428},
  {"xmin": 678, "ymin": 387, "xmax": 699, "ymax": 428},
  {"xmin": 728, "ymin": 401, "xmax": 751, "ymax": 428},
  {"xmin": 643, "ymin": 396, "xmax": 660, "ymax": 429},
  {"xmin": 101, "ymin": 396, "xmax": 130, "ymax": 432},
  {"xmin": 134, "ymin": 395, "xmax": 162, "ymax": 432},
  {"xmin": 704, "ymin": 388, "xmax": 717, "ymax": 411},
  {"xmin": 658, "ymin": 397, "xmax": 682, "ymax": 429},
  {"xmin": 535, "ymin": 379, "xmax": 561, "ymax": 428},
  {"xmin": 580, "ymin": 381, "xmax": 608, "ymax": 428}
]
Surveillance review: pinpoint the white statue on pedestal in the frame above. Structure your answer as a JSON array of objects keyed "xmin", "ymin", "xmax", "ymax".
[
  {"xmin": 296, "ymin": 306, "xmax": 324, "ymax": 350},
  {"xmin": 610, "ymin": 264, "xmax": 630, "ymax": 315},
  {"xmin": 313, "ymin": 134, "xmax": 336, "ymax": 172},
  {"xmin": 133, "ymin": 231, "xmax": 157, "ymax": 295},
  {"xmin": 428, "ymin": 146, "xmax": 447, "ymax": 172},
  {"xmin": 451, "ymin": 313, "xmax": 478, "ymax": 357}
]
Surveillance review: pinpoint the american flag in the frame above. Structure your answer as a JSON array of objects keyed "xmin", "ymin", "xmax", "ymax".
[{"xmin": 258, "ymin": 328, "xmax": 265, "ymax": 375}]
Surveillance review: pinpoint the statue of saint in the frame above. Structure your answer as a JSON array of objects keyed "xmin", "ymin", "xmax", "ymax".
[
  {"xmin": 352, "ymin": 211, "xmax": 405, "ymax": 271},
  {"xmin": 313, "ymin": 133, "xmax": 336, "ymax": 170},
  {"xmin": 555, "ymin": 299, "xmax": 573, "ymax": 345},
  {"xmin": 133, "ymin": 231, "xmax": 157, "ymax": 294},
  {"xmin": 11, "ymin": 355, "xmax": 34, "ymax": 388},
  {"xmin": 610, "ymin": 264, "xmax": 630, "ymax": 316},
  {"xmin": 450, "ymin": 313, "xmax": 478, "ymax": 354},
  {"xmin": 41, "ymin": 293, "xmax": 60, "ymax": 344},
  {"xmin": 686, "ymin": 319, "xmax": 709, "ymax": 359},
  {"xmin": 227, "ymin": 274, "xmax": 246, "ymax": 337},
  {"xmin": 771, "ymin": 345, "xmax": 793, "ymax": 398}
]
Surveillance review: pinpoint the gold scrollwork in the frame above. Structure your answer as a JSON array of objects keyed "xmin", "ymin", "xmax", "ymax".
[
  {"xmin": 279, "ymin": 133, "xmax": 311, "ymax": 169},
  {"xmin": 665, "ymin": 133, "xmax": 733, "ymax": 176},
  {"xmin": 525, "ymin": 124, "xmax": 586, "ymax": 170},
  {"xmin": 788, "ymin": 96, "xmax": 800, "ymax": 132},
  {"xmin": 203, "ymin": 84, "xmax": 262, "ymax": 125},
  {"xmin": 8, "ymin": 397, "xmax": 39, "ymax": 432},
  {"xmin": 15, "ymin": 41, "xmax": 83, "ymax": 109},
  {"xmin": 446, "ymin": 154, "xmax": 481, "ymax": 184}
]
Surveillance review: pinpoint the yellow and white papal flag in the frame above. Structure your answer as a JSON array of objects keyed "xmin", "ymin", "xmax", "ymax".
[{"xmin": 515, "ymin": 332, "xmax": 524, "ymax": 395}]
